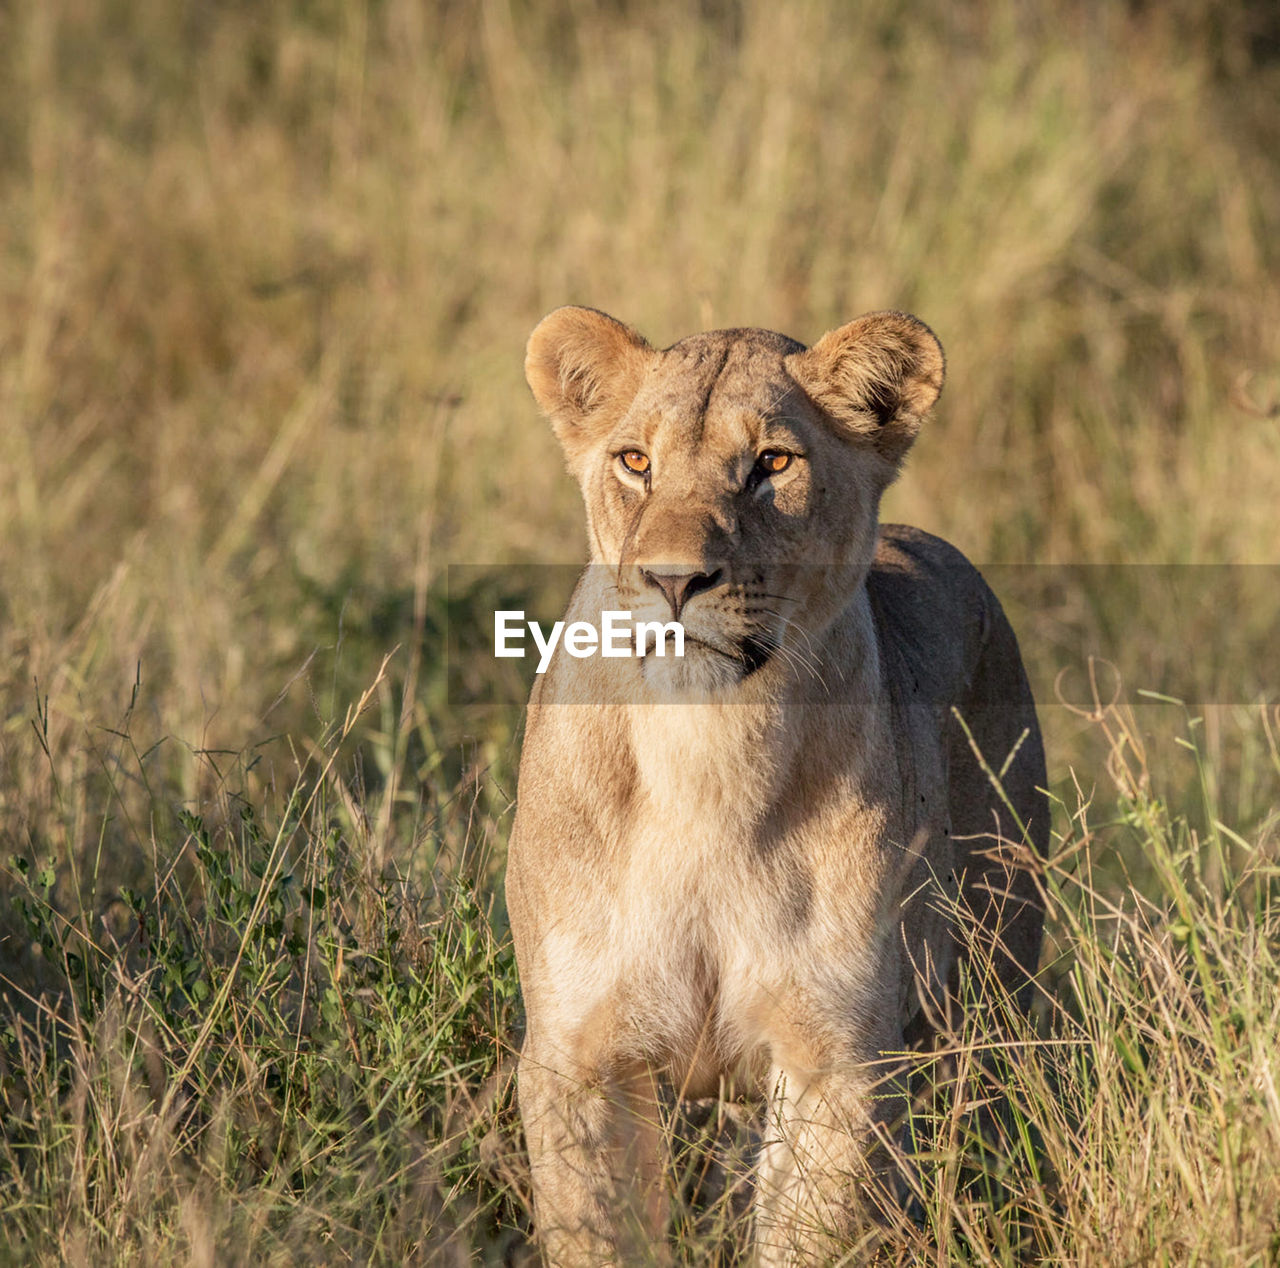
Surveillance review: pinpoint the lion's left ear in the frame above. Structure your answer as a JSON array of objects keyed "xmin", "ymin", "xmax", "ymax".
[{"xmin": 785, "ymin": 311, "xmax": 945, "ymax": 466}]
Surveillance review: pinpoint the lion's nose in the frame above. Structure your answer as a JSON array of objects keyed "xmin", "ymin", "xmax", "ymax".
[{"xmin": 639, "ymin": 568, "xmax": 722, "ymax": 620}]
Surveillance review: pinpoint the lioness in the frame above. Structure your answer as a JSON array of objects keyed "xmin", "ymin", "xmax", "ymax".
[{"xmin": 506, "ymin": 306, "xmax": 1047, "ymax": 1265}]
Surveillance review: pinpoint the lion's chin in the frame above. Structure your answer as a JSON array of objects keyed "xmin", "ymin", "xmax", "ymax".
[{"xmin": 638, "ymin": 640, "xmax": 746, "ymax": 701}]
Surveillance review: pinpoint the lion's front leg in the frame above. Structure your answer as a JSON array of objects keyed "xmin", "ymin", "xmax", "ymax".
[
  {"xmin": 752, "ymin": 1056, "xmax": 908, "ymax": 1266},
  {"xmin": 518, "ymin": 1039, "xmax": 668, "ymax": 1266}
]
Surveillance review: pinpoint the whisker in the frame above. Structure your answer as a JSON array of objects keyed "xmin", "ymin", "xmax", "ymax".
[{"xmin": 733, "ymin": 604, "xmax": 829, "ymax": 687}]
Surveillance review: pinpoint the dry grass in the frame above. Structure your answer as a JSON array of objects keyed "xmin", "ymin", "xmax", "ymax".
[{"xmin": 2, "ymin": 0, "xmax": 1279, "ymax": 1261}]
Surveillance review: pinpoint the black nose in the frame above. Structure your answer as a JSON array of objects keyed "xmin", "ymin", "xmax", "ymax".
[{"xmin": 640, "ymin": 568, "xmax": 722, "ymax": 619}]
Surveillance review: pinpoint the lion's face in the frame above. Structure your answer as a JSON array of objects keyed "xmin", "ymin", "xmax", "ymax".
[{"xmin": 525, "ymin": 307, "xmax": 944, "ymax": 694}]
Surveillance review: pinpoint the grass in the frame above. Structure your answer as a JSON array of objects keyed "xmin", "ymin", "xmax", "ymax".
[
  {"xmin": 6, "ymin": 684, "xmax": 1280, "ymax": 1263},
  {"xmin": 2, "ymin": 0, "xmax": 1279, "ymax": 1261},
  {"xmin": 5, "ymin": 670, "xmax": 529, "ymax": 1264}
]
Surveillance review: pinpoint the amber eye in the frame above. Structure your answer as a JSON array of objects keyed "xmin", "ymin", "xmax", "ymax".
[
  {"xmin": 757, "ymin": 451, "xmax": 793, "ymax": 476},
  {"xmin": 619, "ymin": 450, "xmax": 650, "ymax": 476}
]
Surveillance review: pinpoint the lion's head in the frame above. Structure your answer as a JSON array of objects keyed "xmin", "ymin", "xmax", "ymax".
[{"xmin": 525, "ymin": 307, "xmax": 944, "ymax": 695}]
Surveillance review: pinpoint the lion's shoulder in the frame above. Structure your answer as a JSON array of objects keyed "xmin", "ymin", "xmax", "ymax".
[{"xmin": 867, "ymin": 524, "xmax": 1005, "ymax": 709}]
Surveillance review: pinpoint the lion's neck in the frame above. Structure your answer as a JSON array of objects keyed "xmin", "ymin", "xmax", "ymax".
[
  {"xmin": 626, "ymin": 589, "xmax": 885, "ymax": 829},
  {"xmin": 627, "ymin": 699, "xmax": 782, "ymax": 827}
]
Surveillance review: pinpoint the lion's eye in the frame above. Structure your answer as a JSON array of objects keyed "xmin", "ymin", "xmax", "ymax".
[
  {"xmin": 757, "ymin": 451, "xmax": 793, "ymax": 476},
  {"xmin": 619, "ymin": 451, "xmax": 650, "ymax": 476}
]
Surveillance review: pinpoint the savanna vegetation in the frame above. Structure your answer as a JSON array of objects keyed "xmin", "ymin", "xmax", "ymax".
[{"xmin": 2, "ymin": 0, "xmax": 1279, "ymax": 1261}]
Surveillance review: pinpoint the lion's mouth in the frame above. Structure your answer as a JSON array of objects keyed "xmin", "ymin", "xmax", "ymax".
[{"xmin": 647, "ymin": 631, "xmax": 777, "ymax": 677}]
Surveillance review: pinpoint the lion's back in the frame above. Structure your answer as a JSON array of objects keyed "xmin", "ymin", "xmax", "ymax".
[
  {"xmin": 868, "ymin": 523, "xmax": 996, "ymax": 709},
  {"xmin": 871, "ymin": 522, "xmax": 1048, "ymax": 1007}
]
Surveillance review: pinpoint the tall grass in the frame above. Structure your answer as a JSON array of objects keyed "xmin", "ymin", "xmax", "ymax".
[
  {"xmin": 3, "ymin": 681, "xmax": 528, "ymax": 1264},
  {"xmin": 2, "ymin": 0, "xmax": 1279, "ymax": 1260},
  {"xmin": 5, "ymin": 682, "xmax": 1280, "ymax": 1262}
]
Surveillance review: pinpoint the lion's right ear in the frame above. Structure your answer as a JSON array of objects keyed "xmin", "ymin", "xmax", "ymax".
[{"xmin": 525, "ymin": 307, "xmax": 654, "ymax": 468}]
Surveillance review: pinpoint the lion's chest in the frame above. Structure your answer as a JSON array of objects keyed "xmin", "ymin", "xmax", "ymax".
[
  {"xmin": 527, "ymin": 698, "xmax": 951, "ymax": 1090},
  {"xmin": 601, "ymin": 811, "xmax": 788, "ymax": 1088},
  {"xmin": 591, "ymin": 714, "xmax": 904, "ymax": 1085}
]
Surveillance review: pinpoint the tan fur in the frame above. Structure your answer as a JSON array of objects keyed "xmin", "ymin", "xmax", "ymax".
[{"xmin": 508, "ymin": 307, "xmax": 1048, "ymax": 1265}]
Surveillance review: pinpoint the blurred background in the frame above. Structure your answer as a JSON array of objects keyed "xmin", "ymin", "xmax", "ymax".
[
  {"xmin": 3, "ymin": 0, "xmax": 1279, "ymax": 844},
  {"xmin": 1, "ymin": 1, "xmax": 1279, "ymax": 1256},
  {"xmin": 2, "ymin": 0, "xmax": 1280, "ymax": 963}
]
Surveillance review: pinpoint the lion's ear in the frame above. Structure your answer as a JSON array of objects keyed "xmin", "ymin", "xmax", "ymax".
[
  {"xmin": 525, "ymin": 306, "xmax": 654, "ymax": 468},
  {"xmin": 785, "ymin": 311, "xmax": 945, "ymax": 466}
]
